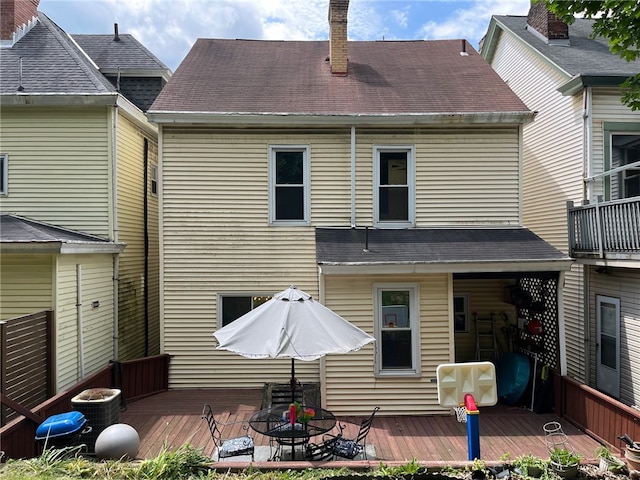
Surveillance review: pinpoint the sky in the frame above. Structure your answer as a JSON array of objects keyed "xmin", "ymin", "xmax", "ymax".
[{"xmin": 39, "ymin": 0, "xmax": 532, "ymax": 72}]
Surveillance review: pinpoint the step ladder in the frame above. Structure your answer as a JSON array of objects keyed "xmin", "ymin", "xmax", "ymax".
[{"xmin": 474, "ymin": 313, "xmax": 497, "ymax": 361}]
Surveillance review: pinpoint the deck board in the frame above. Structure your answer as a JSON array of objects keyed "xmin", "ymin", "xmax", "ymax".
[{"xmin": 119, "ymin": 388, "xmax": 603, "ymax": 467}]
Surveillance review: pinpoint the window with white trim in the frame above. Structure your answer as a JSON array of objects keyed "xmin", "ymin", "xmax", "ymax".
[
  {"xmin": 219, "ymin": 294, "xmax": 272, "ymax": 327},
  {"xmin": 374, "ymin": 147, "xmax": 415, "ymax": 227},
  {"xmin": 0, "ymin": 154, "xmax": 7, "ymax": 196},
  {"xmin": 374, "ymin": 284, "xmax": 420, "ymax": 376},
  {"xmin": 269, "ymin": 146, "xmax": 310, "ymax": 224},
  {"xmin": 603, "ymin": 124, "xmax": 640, "ymax": 200}
]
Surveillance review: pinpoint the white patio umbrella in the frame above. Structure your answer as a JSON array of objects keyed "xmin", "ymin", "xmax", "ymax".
[{"xmin": 213, "ymin": 285, "xmax": 375, "ymax": 399}]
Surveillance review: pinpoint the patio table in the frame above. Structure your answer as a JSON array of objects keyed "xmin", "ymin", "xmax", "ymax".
[{"xmin": 249, "ymin": 405, "xmax": 336, "ymax": 460}]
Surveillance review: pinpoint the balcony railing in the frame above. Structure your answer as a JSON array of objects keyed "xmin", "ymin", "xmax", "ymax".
[{"xmin": 567, "ymin": 197, "xmax": 640, "ymax": 260}]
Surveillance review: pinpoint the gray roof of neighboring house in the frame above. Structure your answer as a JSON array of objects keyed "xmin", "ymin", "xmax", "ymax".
[
  {"xmin": 72, "ymin": 33, "xmax": 170, "ymax": 74},
  {"xmin": 490, "ymin": 16, "xmax": 640, "ymax": 78},
  {"xmin": 0, "ymin": 214, "xmax": 124, "ymax": 253},
  {"xmin": 315, "ymin": 227, "xmax": 571, "ymax": 268},
  {"xmin": 149, "ymin": 38, "xmax": 530, "ymax": 116},
  {"xmin": 0, "ymin": 12, "xmax": 115, "ymax": 94}
]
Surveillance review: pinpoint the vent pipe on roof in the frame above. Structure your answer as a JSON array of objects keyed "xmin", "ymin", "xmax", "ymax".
[
  {"xmin": 17, "ymin": 56, "xmax": 24, "ymax": 91},
  {"xmin": 460, "ymin": 39, "xmax": 469, "ymax": 56},
  {"xmin": 113, "ymin": 23, "xmax": 120, "ymax": 42}
]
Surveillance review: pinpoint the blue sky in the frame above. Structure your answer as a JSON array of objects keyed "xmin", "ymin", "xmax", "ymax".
[{"xmin": 39, "ymin": 0, "xmax": 531, "ymax": 71}]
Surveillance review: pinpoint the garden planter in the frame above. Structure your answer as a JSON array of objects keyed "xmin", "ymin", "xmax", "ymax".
[
  {"xmin": 525, "ymin": 465, "xmax": 543, "ymax": 478},
  {"xmin": 550, "ymin": 461, "xmax": 578, "ymax": 479},
  {"xmin": 626, "ymin": 447, "xmax": 640, "ymax": 470}
]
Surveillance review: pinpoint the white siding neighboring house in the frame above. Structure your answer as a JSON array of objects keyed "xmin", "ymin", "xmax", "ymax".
[
  {"xmin": 481, "ymin": 2, "xmax": 640, "ymax": 407},
  {"xmin": 149, "ymin": 0, "xmax": 573, "ymax": 415},
  {"xmin": 0, "ymin": 0, "xmax": 170, "ymax": 394}
]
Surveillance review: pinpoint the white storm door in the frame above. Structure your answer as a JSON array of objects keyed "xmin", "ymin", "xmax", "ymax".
[{"xmin": 596, "ymin": 295, "xmax": 620, "ymax": 398}]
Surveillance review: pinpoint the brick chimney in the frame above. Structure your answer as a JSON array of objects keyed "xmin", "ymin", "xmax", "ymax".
[
  {"xmin": 328, "ymin": 0, "xmax": 349, "ymax": 75},
  {"xmin": 1, "ymin": 0, "xmax": 39, "ymax": 41},
  {"xmin": 526, "ymin": 0, "xmax": 569, "ymax": 45}
]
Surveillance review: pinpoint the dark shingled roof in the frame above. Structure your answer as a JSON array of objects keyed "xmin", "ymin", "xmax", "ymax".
[
  {"xmin": 73, "ymin": 33, "xmax": 170, "ymax": 72},
  {"xmin": 316, "ymin": 227, "xmax": 570, "ymax": 265},
  {"xmin": 491, "ymin": 16, "xmax": 640, "ymax": 77},
  {"xmin": 0, "ymin": 13, "xmax": 114, "ymax": 94},
  {"xmin": 150, "ymin": 39, "xmax": 529, "ymax": 115},
  {"xmin": 1, "ymin": 213, "xmax": 111, "ymax": 243}
]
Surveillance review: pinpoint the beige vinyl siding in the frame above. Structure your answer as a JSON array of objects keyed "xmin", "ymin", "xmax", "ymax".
[
  {"xmin": 322, "ymin": 274, "xmax": 451, "ymax": 415},
  {"xmin": 55, "ymin": 254, "xmax": 115, "ymax": 392},
  {"xmin": 453, "ymin": 279, "xmax": 518, "ymax": 363},
  {"xmin": 115, "ymin": 113, "xmax": 160, "ymax": 360},
  {"xmin": 489, "ymin": 31, "xmax": 586, "ymax": 381},
  {"xmin": 588, "ymin": 267, "xmax": 640, "ymax": 407},
  {"xmin": 0, "ymin": 106, "xmax": 112, "ymax": 237},
  {"xmin": 0, "ymin": 254, "xmax": 54, "ymax": 320},
  {"xmin": 161, "ymin": 127, "xmax": 523, "ymax": 390}
]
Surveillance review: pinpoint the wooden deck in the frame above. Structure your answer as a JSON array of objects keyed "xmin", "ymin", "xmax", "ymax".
[{"xmin": 119, "ymin": 388, "xmax": 603, "ymax": 469}]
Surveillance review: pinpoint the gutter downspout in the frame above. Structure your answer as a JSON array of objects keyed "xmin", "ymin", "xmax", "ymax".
[
  {"xmin": 112, "ymin": 105, "xmax": 120, "ymax": 360},
  {"xmin": 350, "ymin": 125, "xmax": 356, "ymax": 227},
  {"xmin": 582, "ymin": 87, "xmax": 593, "ymax": 382},
  {"xmin": 143, "ymin": 138, "xmax": 149, "ymax": 356},
  {"xmin": 77, "ymin": 264, "xmax": 85, "ymax": 379}
]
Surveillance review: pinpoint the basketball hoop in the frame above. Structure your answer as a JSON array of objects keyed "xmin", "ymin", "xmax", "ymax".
[{"xmin": 454, "ymin": 405, "xmax": 467, "ymax": 423}]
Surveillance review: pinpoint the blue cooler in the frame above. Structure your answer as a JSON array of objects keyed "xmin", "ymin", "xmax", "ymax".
[{"xmin": 35, "ymin": 411, "xmax": 92, "ymax": 447}]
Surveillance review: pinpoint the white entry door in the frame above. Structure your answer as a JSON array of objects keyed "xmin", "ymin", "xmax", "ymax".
[{"xmin": 596, "ymin": 295, "xmax": 620, "ymax": 397}]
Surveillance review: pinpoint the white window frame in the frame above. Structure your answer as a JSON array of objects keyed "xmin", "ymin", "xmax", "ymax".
[
  {"xmin": 373, "ymin": 283, "xmax": 420, "ymax": 377},
  {"xmin": 268, "ymin": 145, "xmax": 310, "ymax": 225},
  {"xmin": 0, "ymin": 154, "xmax": 7, "ymax": 196},
  {"xmin": 218, "ymin": 293, "xmax": 272, "ymax": 328},
  {"xmin": 602, "ymin": 123, "xmax": 640, "ymax": 200},
  {"xmin": 150, "ymin": 164, "xmax": 158, "ymax": 196},
  {"xmin": 373, "ymin": 146, "xmax": 415, "ymax": 228}
]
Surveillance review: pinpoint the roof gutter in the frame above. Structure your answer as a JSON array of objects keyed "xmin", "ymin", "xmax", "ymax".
[
  {"xmin": 145, "ymin": 111, "xmax": 535, "ymax": 126},
  {"xmin": 319, "ymin": 259, "xmax": 573, "ymax": 275},
  {"xmin": 558, "ymin": 74, "xmax": 633, "ymax": 96},
  {"xmin": 0, "ymin": 242, "xmax": 125, "ymax": 254}
]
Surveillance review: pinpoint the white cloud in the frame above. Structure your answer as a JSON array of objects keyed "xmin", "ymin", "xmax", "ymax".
[{"xmin": 417, "ymin": 0, "xmax": 530, "ymax": 45}]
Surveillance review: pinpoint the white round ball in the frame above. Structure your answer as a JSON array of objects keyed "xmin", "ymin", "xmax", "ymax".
[{"xmin": 94, "ymin": 423, "xmax": 140, "ymax": 460}]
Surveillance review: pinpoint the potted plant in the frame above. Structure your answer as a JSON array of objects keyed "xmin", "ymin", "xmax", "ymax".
[
  {"xmin": 549, "ymin": 447, "xmax": 581, "ymax": 479},
  {"xmin": 595, "ymin": 446, "xmax": 627, "ymax": 474},
  {"xmin": 513, "ymin": 453, "xmax": 547, "ymax": 478}
]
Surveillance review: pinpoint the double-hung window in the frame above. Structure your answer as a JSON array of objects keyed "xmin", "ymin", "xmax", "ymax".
[
  {"xmin": 374, "ymin": 147, "xmax": 415, "ymax": 227},
  {"xmin": 150, "ymin": 164, "xmax": 158, "ymax": 196},
  {"xmin": 219, "ymin": 294, "xmax": 272, "ymax": 327},
  {"xmin": 269, "ymin": 146, "xmax": 310, "ymax": 224},
  {"xmin": 0, "ymin": 154, "xmax": 7, "ymax": 196},
  {"xmin": 374, "ymin": 284, "xmax": 420, "ymax": 376}
]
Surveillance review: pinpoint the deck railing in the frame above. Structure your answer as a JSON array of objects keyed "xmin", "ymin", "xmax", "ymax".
[
  {"xmin": 0, "ymin": 354, "xmax": 170, "ymax": 461},
  {"xmin": 567, "ymin": 197, "xmax": 640, "ymax": 259}
]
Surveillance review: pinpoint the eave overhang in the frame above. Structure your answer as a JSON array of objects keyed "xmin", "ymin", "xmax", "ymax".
[
  {"xmin": 0, "ymin": 241, "xmax": 125, "ymax": 254},
  {"xmin": 319, "ymin": 259, "xmax": 573, "ymax": 275},
  {"xmin": 146, "ymin": 111, "xmax": 535, "ymax": 127},
  {"xmin": 558, "ymin": 74, "xmax": 632, "ymax": 96}
]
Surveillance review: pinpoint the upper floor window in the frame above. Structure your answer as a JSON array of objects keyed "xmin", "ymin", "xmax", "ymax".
[
  {"xmin": 269, "ymin": 146, "xmax": 310, "ymax": 224},
  {"xmin": 603, "ymin": 125, "xmax": 640, "ymax": 200},
  {"xmin": 150, "ymin": 164, "xmax": 158, "ymax": 196},
  {"xmin": 219, "ymin": 294, "xmax": 271, "ymax": 327},
  {"xmin": 454, "ymin": 294, "xmax": 468, "ymax": 333},
  {"xmin": 0, "ymin": 154, "xmax": 7, "ymax": 196},
  {"xmin": 374, "ymin": 147, "xmax": 415, "ymax": 227},
  {"xmin": 374, "ymin": 284, "xmax": 420, "ymax": 376}
]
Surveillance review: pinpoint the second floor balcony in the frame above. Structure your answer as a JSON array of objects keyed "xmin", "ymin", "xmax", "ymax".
[{"xmin": 567, "ymin": 197, "xmax": 640, "ymax": 262}]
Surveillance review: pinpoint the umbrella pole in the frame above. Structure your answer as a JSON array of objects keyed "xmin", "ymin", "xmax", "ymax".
[{"xmin": 290, "ymin": 358, "xmax": 296, "ymax": 404}]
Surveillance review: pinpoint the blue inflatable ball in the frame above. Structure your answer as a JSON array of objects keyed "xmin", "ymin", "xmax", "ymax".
[{"xmin": 94, "ymin": 423, "xmax": 140, "ymax": 460}]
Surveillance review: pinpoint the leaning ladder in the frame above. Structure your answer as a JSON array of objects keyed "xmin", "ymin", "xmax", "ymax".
[{"xmin": 474, "ymin": 313, "xmax": 497, "ymax": 361}]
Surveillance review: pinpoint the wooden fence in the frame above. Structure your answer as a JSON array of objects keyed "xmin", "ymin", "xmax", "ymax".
[
  {"xmin": 555, "ymin": 373, "xmax": 640, "ymax": 453},
  {"xmin": 0, "ymin": 353, "xmax": 170, "ymax": 460}
]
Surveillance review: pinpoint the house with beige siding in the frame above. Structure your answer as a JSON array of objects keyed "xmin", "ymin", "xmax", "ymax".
[
  {"xmin": 481, "ymin": 2, "xmax": 640, "ymax": 407},
  {"xmin": 148, "ymin": 0, "xmax": 572, "ymax": 415},
  {"xmin": 0, "ymin": 0, "xmax": 169, "ymax": 395}
]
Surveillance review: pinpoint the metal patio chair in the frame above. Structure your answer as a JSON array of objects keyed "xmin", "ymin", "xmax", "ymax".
[
  {"xmin": 201, "ymin": 404, "xmax": 254, "ymax": 461},
  {"xmin": 307, "ymin": 406, "xmax": 380, "ymax": 460}
]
